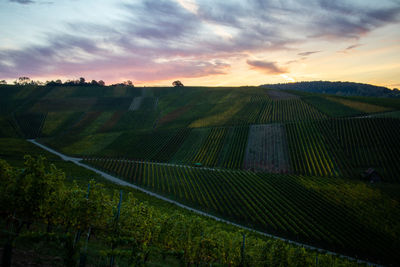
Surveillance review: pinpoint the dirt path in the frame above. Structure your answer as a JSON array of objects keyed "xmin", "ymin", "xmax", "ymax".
[{"xmin": 27, "ymin": 139, "xmax": 380, "ymax": 267}]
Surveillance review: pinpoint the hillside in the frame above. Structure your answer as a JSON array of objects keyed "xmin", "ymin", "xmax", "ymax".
[
  {"xmin": 1, "ymin": 84, "xmax": 400, "ymax": 265},
  {"xmin": 261, "ymin": 81, "xmax": 400, "ymax": 97},
  {"xmin": 3, "ymin": 140, "xmax": 379, "ymax": 266}
]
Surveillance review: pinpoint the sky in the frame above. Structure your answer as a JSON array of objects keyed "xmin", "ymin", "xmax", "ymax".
[{"xmin": 0, "ymin": 0, "xmax": 400, "ymax": 88}]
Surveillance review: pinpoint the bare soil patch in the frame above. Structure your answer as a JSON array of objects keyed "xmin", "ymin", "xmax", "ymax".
[{"xmin": 244, "ymin": 124, "xmax": 290, "ymax": 173}]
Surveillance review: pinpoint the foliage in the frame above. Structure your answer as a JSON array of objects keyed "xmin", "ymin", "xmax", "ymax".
[
  {"xmin": 172, "ymin": 80, "xmax": 184, "ymax": 87},
  {"xmin": 261, "ymin": 81, "xmax": 399, "ymax": 97},
  {"xmin": 0, "ymin": 157, "xmax": 368, "ymax": 266}
]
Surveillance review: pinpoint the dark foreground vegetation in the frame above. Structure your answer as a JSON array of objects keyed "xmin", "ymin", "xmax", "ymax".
[
  {"xmin": 1, "ymin": 83, "xmax": 399, "ymax": 265},
  {"xmin": 0, "ymin": 155, "xmax": 365, "ymax": 267}
]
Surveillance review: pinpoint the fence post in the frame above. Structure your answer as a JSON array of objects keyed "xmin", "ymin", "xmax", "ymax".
[
  {"xmin": 77, "ymin": 183, "xmax": 91, "ymax": 267},
  {"xmin": 240, "ymin": 233, "xmax": 246, "ymax": 266},
  {"xmin": 74, "ymin": 183, "xmax": 91, "ymax": 249},
  {"xmin": 79, "ymin": 227, "xmax": 91, "ymax": 267},
  {"xmin": 110, "ymin": 190, "xmax": 123, "ymax": 267}
]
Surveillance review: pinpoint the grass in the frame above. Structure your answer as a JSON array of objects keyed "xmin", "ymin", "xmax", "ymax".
[
  {"xmin": 0, "ymin": 116, "xmax": 18, "ymax": 137},
  {"xmin": 348, "ymin": 95, "xmax": 400, "ymax": 109},
  {"xmin": 0, "ymin": 138, "xmax": 59, "ymax": 165},
  {"xmin": 302, "ymin": 96, "xmax": 362, "ymax": 117},
  {"xmin": 41, "ymin": 111, "xmax": 79, "ymax": 136},
  {"xmin": 78, "ymin": 112, "xmax": 114, "ymax": 136},
  {"xmin": 60, "ymin": 132, "xmax": 122, "ymax": 156},
  {"xmin": 325, "ymin": 96, "xmax": 391, "ymax": 113}
]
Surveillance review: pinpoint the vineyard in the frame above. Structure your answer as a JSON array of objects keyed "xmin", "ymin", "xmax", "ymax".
[
  {"xmin": 0, "ymin": 156, "xmax": 369, "ymax": 266},
  {"xmin": 14, "ymin": 112, "xmax": 47, "ymax": 138},
  {"xmin": 1, "ymin": 84, "xmax": 400, "ymax": 265},
  {"xmin": 82, "ymin": 157, "xmax": 400, "ymax": 264}
]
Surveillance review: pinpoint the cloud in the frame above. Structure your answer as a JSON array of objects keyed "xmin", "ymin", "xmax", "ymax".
[
  {"xmin": 298, "ymin": 51, "xmax": 321, "ymax": 56},
  {"xmin": 345, "ymin": 44, "xmax": 362, "ymax": 50},
  {"xmin": 247, "ymin": 60, "xmax": 287, "ymax": 74},
  {"xmin": 337, "ymin": 43, "xmax": 363, "ymax": 53},
  {"xmin": 308, "ymin": 1, "xmax": 400, "ymax": 39},
  {"xmin": 286, "ymin": 57, "xmax": 308, "ymax": 65},
  {"xmin": 1, "ymin": 0, "xmax": 400, "ymax": 83},
  {"xmin": 9, "ymin": 0, "xmax": 34, "ymax": 4}
]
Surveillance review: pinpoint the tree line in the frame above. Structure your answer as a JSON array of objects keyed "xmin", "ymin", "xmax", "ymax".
[
  {"xmin": 0, "ymin": 77, "xmax": 185, "ymax": 87},
  {"xmin": 261, "ymin": 81, "xmax": 400, "ymax": 97},
  {"xmin": 0, "ymin": 77, "xmax": 133, "ymax": 87}
]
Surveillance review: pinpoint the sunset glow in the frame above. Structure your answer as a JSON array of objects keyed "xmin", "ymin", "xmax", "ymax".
[{"xmin": 1, "ymin": 0, "xmax": 399, "ymax": 88}]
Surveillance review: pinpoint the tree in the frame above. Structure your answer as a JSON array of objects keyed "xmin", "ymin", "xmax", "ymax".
[
  {"xmin": 172, "ymin": 80, "xmax": 184, "ymax": 87},
  {"xmin": 0, "ymin": 156, "xmax": 65, "ymax": 267},
  {"xmin": 91, "ymin": 80, "xmax": 99, "ymax": 86},
  {"xmin": 79, "ymin": 77, "xmax": 86, "ymax": 84},
  {"xmin": 98, "ymin": 80, "xmax": 105, "ymax": 86},
  {"xmin": 0, "ymin": 80, "xmax": 6, "ymax": 85},
  {"xmin": 14, "ymin": 77, "xmax": 31, "ymax": 85},
  {"xmin": 124, "ymin": 80, "xmax": 134, "ymax": 87}
]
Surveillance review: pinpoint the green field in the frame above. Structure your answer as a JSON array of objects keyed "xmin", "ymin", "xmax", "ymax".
[{"xmin": 1, "ymin": 84, "xmax": 400, "ymax": 265}]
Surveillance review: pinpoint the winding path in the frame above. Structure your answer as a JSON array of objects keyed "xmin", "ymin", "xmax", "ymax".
[{"xmin": 27, "ymin": 139, "xmax": 379, "ymax": 266}]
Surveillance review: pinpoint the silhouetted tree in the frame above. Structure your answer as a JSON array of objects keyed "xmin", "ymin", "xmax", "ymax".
[
  {"xmin": 0, "ymin": 80, "xmax": 6, "ymax": 85},
  {"xmin": 15, "ymin": 77, "xmax": 31, "ymax": 85},
  {"xmin": 98, "ymin": 80, "xmax": 105, "ymax": 86},
  {"xmin": 63, "ymin": 79, "xmax": 76, "ymax": 86},
  {"xmin": 123, "ymin": 80, "xmax": 134, "ymax": 86},
  {"xmin": 172, "ymin": 80, "xmax": 184, "ymax": 87},
  {"xmin": 46, "ymin": 80, "xmax": 61, "ymax": 86},
  {"xmin": 91, "ymin": 80, "xmax": 99, "ymax": 85},
  {"xmin": 79, "ymin": 77, "xmax": 86, "ymax": 84}
]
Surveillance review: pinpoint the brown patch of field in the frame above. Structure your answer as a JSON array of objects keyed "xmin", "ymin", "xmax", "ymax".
[
  {"xmin": 266, "ymin": 90, "xmax": 299, "ymax": 100},
  {"xmin": 98, "ymin": 111, "xmax": 125, "ymax": 132},
  {"xmin": 244, "ymin": 124, "xmax": 290, "ymax": 173},
  {"xmin": 158, "ymin": 105, "xmax": 192, "ymax": 125}
]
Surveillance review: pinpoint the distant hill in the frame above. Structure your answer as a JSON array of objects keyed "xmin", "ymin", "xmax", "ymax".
[{"xmin": 261, "ymin": 81, "xmax": 400, "ymax": 97}]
